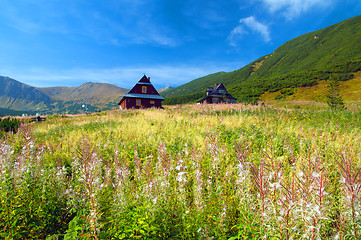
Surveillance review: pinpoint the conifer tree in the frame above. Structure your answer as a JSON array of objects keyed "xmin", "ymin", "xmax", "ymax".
[{"xmin": 326, "ymin": 76, "xmax": 345, "ymax": 110}]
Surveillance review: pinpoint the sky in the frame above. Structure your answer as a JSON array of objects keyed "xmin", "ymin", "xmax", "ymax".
[{"xmin": 0, "ymin": 0, "xmax": 360, "ymax": 89}]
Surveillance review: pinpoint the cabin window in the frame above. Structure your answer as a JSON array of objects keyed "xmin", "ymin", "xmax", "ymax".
[
  {"xmin": 142, "ymin": 86, "xmax": 147, "ymax": 93},
  {"xmin": 150, "ymin": 100, "xmax": 155, "ymax": 104},
  {"xmin": 136, "ymin": 99, "xmax": 141, "ymax": 106}
]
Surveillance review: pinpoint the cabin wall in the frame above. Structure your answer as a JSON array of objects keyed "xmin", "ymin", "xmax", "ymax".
[
  {"xmin": 211, "ymin": 97, "xmax": 237, "ymax": 104},
  {"xmin": 212, "ymin": 97, "xmax": 221, "ymax": 103},
  {"xmin": 122, "ymin": 98, "xmax": 163, "ymax": 109}
]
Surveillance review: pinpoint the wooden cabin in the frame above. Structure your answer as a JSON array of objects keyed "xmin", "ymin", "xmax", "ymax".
[
  {"xmin": 118, "ymin": 75, "xmax": 164, "ymax": 109},
  {"xmin": 198, "ymin": 83, "xmax": 237, "ymax": 104}
]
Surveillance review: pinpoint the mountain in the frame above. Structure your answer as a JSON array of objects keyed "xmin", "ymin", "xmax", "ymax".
[
  {"xmin": 38, "ymin": 83, "xmax": 129, "ymax": 110},
  {"xmin": 0, "ymin": 77, "xmax": 129, "ymax": 115},
  {"xmin": 163, "ymin": 15, "xmax": 361, "ymax": 104},
  {"xmin": 157, "ymin": 86, "xmax": 175, "ymax": 93},
  {"xmin": 0, "ymin": 76, "xmax": 53, "ymax": 111}
]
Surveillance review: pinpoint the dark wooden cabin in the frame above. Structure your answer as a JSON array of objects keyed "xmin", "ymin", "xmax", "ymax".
[
  {"xmin": 198, "ymin": 83, "xmax": 237, "ymax": 104},
  {"xmin": 118, "ymin": 75, "xmax": 164, "ymax": 109}
]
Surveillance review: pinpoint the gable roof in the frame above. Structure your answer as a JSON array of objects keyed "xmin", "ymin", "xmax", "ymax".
[
  {"xmin": 121, "ymin": 93, "xmax": 164, "ymax": 100},
  {"xmin": 198, "ymin": 83, "xmax": 236, "ymax": 103},
  {"xmin": 138, "ymin": 75, "xmax": 151, "ymax": 83},
  {"xmin": 118, "ymin": 75, "xmax": 164, "ymax": 105},
  {"xmin": 215, "ymin": 83, "xmax": 227, "ymax": 91}
]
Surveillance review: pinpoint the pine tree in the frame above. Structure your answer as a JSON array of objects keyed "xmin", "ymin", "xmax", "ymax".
[{"xmin": 326, "ymin": 76, "xmax": 345, "ymax": 110}]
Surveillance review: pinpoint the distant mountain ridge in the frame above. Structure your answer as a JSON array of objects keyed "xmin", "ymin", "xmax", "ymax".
[
  {"xmin": 162, "ymin": 15, "xmax": 361, "ymax": 104},
  {"xmin": 0, "ymin": 76, "xmax": 52, "ymax": 111},
  {"xmin": 38, "ymin": 82, "xmax": 129, "ymax": 110},
  {"xmin": 157, "ymin": 86, "xmax": 175, "ymax": 93},
  {"xmin": 0, "ymin": 76, "xmax": 129, "ymax": 115}
]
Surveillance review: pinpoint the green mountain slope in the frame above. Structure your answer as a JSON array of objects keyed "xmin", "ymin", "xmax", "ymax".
[
  {"xmin": 0, "ymin": 76, "xmax": 53, "ymax": 111},
  {"xmin": 163, "ymin": 15, "xmax": 361, "ymax": 104},
  {"xmin": 255, "ymin": 15, "xmax": 361, "ymax": 78}
]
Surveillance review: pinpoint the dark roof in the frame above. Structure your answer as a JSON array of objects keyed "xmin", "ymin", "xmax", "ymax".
[
  {"xmin": 118, "ymin": 75, "xmax": 164, "ymax": 105},
  {"xmin": 122, "ymin": 93, "xmax": 164, "ymax": 100},
  {"xmin": 136, "ymin": 82, "xmax": 152, "ymax": 85},
  {"xmin": 215, "ymin": 83, "xmax": 225, "ymax": 90},
  {"xmin": 138, "ymin": 75, "xmax": 151, "ymax": 83},
  {"xmin": 198, "ymin": 83, "xmax": 237, "ymax": 102}
]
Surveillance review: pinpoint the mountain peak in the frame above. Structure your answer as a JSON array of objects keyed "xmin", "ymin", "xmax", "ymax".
[{"xmin": 158, "ymin": 86, "xmax": 174, "ymax": 93}]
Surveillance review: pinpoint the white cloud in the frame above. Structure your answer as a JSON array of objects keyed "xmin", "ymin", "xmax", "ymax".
[
  {"xmin": 228, "ymin": 26, "xmax": 247, "ymax": 47},
  {"xmin": 260, "ymin": 0, "xmax": 333, "ymax": 19},
  {"xmin": 240, "ymin": 16, "xmax": 271, "ymax": 42},
  {"xmin": 228, "ymin": 16, "xmax": 270, "ymax": 46}
]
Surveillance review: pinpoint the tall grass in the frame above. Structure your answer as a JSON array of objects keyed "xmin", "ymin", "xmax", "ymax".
[{"xmin": 0, "ymin": 103, "xmax": 360, "ymax": 239}]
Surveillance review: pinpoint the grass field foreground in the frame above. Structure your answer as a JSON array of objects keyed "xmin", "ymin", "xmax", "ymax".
[{"xmin": 1, "ymin": 103, "xmax": 361, "ymax": 239}]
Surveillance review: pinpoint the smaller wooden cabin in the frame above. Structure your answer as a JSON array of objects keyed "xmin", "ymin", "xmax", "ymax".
[
  {"xmin": 198, "ymin": 83, "xmax": 237, "ymax": 104},
  {"xmin": 118, "ymin": 75, "xmax": 164, "ymax": 109}
]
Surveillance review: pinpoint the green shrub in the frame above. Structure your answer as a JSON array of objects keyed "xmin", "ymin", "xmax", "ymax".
[
  {"xmin": 275, "ymin": 94, "xmax": 285, "ymax": 100},
  {"xmin": 280, "ymin": 88, "xmax": 294, "ymax": 95},
  {"xmin": 326, "ymin": 78, "xmax": 346, "ymax": 110},
  {"xmin": 0, "ymin": 117, "xmax": 21, "ymax": 133},
  {"xmin": 334, "ymin": 73, "xmax": 354, "ymax": 81}
]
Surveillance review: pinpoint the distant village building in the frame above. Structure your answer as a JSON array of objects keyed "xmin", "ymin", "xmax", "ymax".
[
  {"xmin": 198, "ymin": 83, "xmax": 237, "ymax": 104},
  {"xmin": 118, "ymin": 75, "xmax": 164, "ymax": 109}
]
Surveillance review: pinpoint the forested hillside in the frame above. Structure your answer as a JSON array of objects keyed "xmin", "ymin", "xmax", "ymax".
[{"xmin": 162, "ymin": 15, "xmax": 361, "ymax": 104}]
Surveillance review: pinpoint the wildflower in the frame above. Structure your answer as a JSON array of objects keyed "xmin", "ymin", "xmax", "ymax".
[
  {"xmin": 221, "ymin": 207, "xmax": 227, "ymax": 216},
  {"xmin": 177, "ymin": 171, "xmax": 186, "ymax": 183},
  {"xmin": 312, "ymin": 172, "xmax": 320, "ymax": 178},
  {"xmin": 269, "ymin": 181, "xmax": 282, "ymax": 190},
  {"xmin": 312, "ymin": 205, "xmax": 321, "ymax": 214}
]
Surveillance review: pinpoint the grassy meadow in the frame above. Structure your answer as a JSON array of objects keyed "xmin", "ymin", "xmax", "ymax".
[{"xmin": 1, "ymin": 103, "xmax": 361, "ymax": 239}]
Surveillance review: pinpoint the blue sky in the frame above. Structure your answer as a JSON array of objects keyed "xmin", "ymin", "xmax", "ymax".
[{"xmin": 0, "ymin": 0, "xmax": 360, "ymax": 89}]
